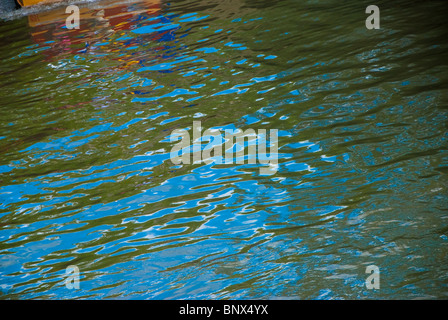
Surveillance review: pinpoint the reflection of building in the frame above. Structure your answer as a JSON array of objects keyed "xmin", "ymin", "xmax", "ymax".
[
  {"xmin": 26, "ymin": 0, "xmax": 161, "ymax": 27},
  {"xmin": 25, "ymin": 0, "xmax": 164, "ymax": 60},
  {"xmin": 16, "ymin": 0, "xmax": 58, "ymax": 6}
]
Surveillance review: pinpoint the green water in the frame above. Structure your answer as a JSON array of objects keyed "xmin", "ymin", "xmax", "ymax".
[{"xmin": 0, "ymin": 0, "xmax": 447, "ymax": 299}]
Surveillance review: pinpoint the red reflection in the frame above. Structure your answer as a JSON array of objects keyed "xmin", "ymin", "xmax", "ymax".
[{"xmin": 26, "ymin": 0, "xmax": 164, "ymax": 60}]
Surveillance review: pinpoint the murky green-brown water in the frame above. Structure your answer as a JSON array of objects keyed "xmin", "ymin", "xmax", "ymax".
[{"xmin": 0, "ymin": 0, "xmax": 447, "ymax": 299}]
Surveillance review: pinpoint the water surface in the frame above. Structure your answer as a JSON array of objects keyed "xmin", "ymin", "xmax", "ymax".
[{"xmin": 0, "ymin": 0, "xmax": 447, "ymax": 299}]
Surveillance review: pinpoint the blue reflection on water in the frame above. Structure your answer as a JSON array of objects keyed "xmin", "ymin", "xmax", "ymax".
[{"xmin": 0, "ymin": 0, "xmax": 447, "ymax": 300}]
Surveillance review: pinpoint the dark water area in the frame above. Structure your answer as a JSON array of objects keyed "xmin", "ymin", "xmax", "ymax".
[{"xmin": 0, "ymin": 0, "xmax": 447, "ymax": 299}]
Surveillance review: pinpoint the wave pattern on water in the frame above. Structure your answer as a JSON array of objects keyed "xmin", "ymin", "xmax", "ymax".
[{"xmin": 0, "ymin": 0, "xmax": 448, "ymax": 299}]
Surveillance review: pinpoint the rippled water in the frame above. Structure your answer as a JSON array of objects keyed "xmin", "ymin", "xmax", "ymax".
[{"xmin": 1, "ymin": 0, "xmax": 447, "ymax": 299}]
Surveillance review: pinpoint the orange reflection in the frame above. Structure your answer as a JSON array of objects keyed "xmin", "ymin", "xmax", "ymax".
[
  {"xmin": 27, "ymin": 0, "xmax": 163, "ymax": 60},
  {"xmin": 17, "ymin": 0, "xmax": 62, "ymax": 6}
]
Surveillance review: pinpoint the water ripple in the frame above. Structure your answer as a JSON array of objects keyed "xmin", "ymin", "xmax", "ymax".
[{"xmin": 1, "ymin": 0, "xmax": 448, "ymax": 299}]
